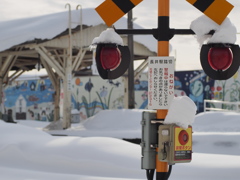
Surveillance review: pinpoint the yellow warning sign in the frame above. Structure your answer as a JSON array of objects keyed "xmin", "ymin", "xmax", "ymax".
[
  {"xmin": 186, "ymin": 0, "xmax": 234, "ymax": 25},
  {"xmin": 174, "ymin": 126, "xmax": 192, "ymax": 151},
  {"xmin": 96, "ymin": 0, "xmax": 143, "ymax": 26}
]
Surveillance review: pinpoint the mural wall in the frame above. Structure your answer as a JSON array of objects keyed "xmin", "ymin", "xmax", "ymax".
[
  {"xmin": 3, "ymin": 69, "xmax": 240, "ymax": 121},
  {"xmin": 63, "ymin": 76, "xmax": 125, "ymax": 121},
  {"xmin": 4, "ymin": 76, "xmax": 125, "ymax": 121},
  {"xmin": 4, "ymin": 79, "xmax": 55, "ymax": 121},
  {"xmin": 134, "ymin": 69, "xmax": 240, "ymax": 112},
  {"xmin": 134, "ymin": 71, "xmax": 215, "ymax": 112}
]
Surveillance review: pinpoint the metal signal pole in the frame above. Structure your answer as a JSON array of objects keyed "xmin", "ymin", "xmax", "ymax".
[
  {"xmin": 156, "ymin": 0, "xmax": 169, "ymax": 179},
  {"xmin": 114, "ymin": 1, "xmax": 199, "ymax": 179}
]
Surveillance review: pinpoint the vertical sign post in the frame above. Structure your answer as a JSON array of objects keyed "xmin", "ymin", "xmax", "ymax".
[{"xmin": 156, "ymin": 0, "xmax": 170, "ymax": 179}]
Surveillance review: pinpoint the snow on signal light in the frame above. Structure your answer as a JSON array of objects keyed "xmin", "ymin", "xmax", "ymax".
[
  {"xmin": 100, "ymin": 47, "xmax": 121, "ymax": 70},
  {"xmin": 208, "ymin": 47, "xmax": 233, "ymax": 71}
]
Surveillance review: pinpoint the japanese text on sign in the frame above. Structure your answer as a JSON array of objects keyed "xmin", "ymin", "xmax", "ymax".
[{"xmin": 148, "ymin": 57, "xmax": 175, "ymax": 109}]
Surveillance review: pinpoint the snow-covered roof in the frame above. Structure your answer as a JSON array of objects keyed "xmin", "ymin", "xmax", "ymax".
[{"xmin": 0, "ymin": 8, "xmax": 157, "ymax": 53}]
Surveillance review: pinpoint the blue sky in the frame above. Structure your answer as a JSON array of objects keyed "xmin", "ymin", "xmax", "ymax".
[{"xmin": 0, "ymin": 0, "xmax": 240, "ymax": 71}]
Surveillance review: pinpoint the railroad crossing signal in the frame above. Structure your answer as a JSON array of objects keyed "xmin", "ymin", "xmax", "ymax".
[
  {"xmin": 94, "ymin": 1, "xmax": 237, "ymax": 179},
  {"xmin": 200, "ymin": 43, "xmax": 240, "ymax": 80},
  {"xmin": 95, "ymin": 43, "xmax": 130, "ymax": 79},
  {"xmin": 96, "ymin": 0, "xmax": 143, "ymax": 26},
  {"xmin": 186, "ymin": 0, "xmax": 234, "ymax": 25}
]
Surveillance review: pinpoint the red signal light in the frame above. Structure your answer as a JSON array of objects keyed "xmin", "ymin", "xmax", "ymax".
[
  {"xmin": 100, "ymin": 47, "xmax": 121, "ymax": 70},
  {"xmin": 208, "ymin": 47, "xmax": 233, "ymax": 71},
  {"xmin": 95, "ymin": 43, "xmax": 130, "ymax": 79},
  {"xmin": 178, "ymin": 130, "xmax": 189, "ymax": 145},
  {"xmin": 200, "ymin": 43, "xmax": 240, "ymax": 80}
]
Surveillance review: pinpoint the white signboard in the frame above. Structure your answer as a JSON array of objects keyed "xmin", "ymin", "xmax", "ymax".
[{"xmin": 148, "ymin": 56, "xmax": 175, "ymax": 109}]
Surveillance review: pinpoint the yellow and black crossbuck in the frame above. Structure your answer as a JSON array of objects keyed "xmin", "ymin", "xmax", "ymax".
[
  {"xmin": 186, "ymin": 0, "xmax": 234, "ymax": 25},
  {"xmin": 96, "ymin": 0, "xmax": 143, "ymax": 26}
]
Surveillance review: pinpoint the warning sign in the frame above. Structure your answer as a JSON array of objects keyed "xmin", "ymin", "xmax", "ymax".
[
  {"xmin": 96, "ymin": 0, "xmax": 143, "ymax": 26},
  {"xmin": 186, "ymin": 0, "xmax": 234, "ymax": 25},
  {"xmin": 148, "ymin": 56, "xmax": 175, "ymax": 110},
  {"xmin": 174, "ymin": 126, "xmax": 192, "ymax": 161}
]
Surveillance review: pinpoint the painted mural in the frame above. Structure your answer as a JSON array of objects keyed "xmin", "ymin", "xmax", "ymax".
[
  {"xmin": 4, "ymin": 76, "xmax": 125, "ymax": 122},
  {"xmin": 174, "ymin": 70, "xmax": 214, "ymax": 113},
  {"xmin": 134, "ymin": 69, "xmax": 240, "ymax": 112},
  {"xmin": 67, "ymin": 76, "xmax": 125, "ymax": 121},
  {"xmin": 134, "ymin": 71, "xmax": 215, "ymax": 112},
  {"xmin": 4, "ymin": 79, "xmax": 55, "ymax": 121},
  {"xmin": 3, "ymin": 69, "xmax": 240, "ymax": 121},
  {"xmin": 210, "ymin": 69, "xmax": 240, "ymax": 110}
]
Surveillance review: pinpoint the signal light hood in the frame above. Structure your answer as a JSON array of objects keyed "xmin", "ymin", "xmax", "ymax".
[
  {"xmin": 95, "ymin": 43, "xmax": 130, "ymax": 79},
  {"xmin": 200, "ymin": 43, "xmax": 240, "ymax": 80}
]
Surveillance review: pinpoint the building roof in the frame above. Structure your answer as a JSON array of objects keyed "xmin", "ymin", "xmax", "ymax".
[
  {"xmin": 0, "ymin": 8, "xmax": 157, "ymax": 53},
  {"xmin": 0, "ymin": 8, "xmax": 157, "ymax": 79}
]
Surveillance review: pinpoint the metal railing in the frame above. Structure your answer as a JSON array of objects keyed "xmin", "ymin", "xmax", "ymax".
[{"xmin": 204, "ymin": 99, "xmax": 240, "ymax": 112}]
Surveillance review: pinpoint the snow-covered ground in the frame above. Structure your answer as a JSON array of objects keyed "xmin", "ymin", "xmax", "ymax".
[{"xmin": 1, "ymin": 110, "xmax": 240, "ymax": 180}]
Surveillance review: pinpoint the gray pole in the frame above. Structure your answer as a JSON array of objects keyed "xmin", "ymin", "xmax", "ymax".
[
  {"xmin": 127, "ymin": 10, "xmax": 135, "ymax": 109},
  {"xmin": 0, "ymin": 56, "xmax": 2, "ymax": 119}
]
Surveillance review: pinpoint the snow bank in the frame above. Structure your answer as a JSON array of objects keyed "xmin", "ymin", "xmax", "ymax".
[
  {"xmin": 16, "ymin": 119, "xmax": 49, "ymax": 128},
  {"xmin": 169, "ymin": 153, "xmax": 240, "ymax": 180},
  {"xmin": 0, "ymin": 120, "xmax": 144, "ymax": 179},
  {"xmin": 193, "ymin": 111, "xmax": 240, "ymax": 132},
  {"xmin": 81, "ymin": 109, "xmax": 143, "ymax": 130},
  {"xmin": 0, "ymin": 120, "xmax": 50, "ymax": 141},
  {"xmin": 45, "ymin": 109, "xmax": 240, "ymax": 138},
  {"xmin": 56, "ymin": 109, "xmax": 146, "ymax": 138},
  {"xmin": 193, "ymin": 133, "xmax": 240, "ymax": 156},
  {"xmin": 1, "ymin": 110, "xmax": 240, "ymax": 180}
]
